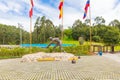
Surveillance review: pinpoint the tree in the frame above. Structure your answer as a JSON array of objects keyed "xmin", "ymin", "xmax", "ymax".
[
  {"xmin": 45, "ymin": 19, "xmax": 55, "ymax": 39},
  {"xmin": 102, "ymin": 27, "xmax": 120, "ymax": 53},
  {"xmin": 92, "ymin": 36, "xmax": 101, "ymax": 42},
  {"xmin": 54, "ymin": 26, "xmax": 61, "ymax": 38},
  {"xmin": 93, "ymin": 25, "xmax": 107, "ymax": 42},
  {"xmin": 72, "ymin": 20, "xmax": 83, "ymax": 28},
  {"xmin": 84, "ymin": 19, "xmax": 90, "ymax": 25},
  {"xmin": 94, "ymin": 16, "xmax": 105, "ymax": 26},
  {"xmin": 0, "ymin": 24, "xmax": 29, "ymax": 44},
  {"xmin": 33, "ymin": 16, "xmax": 55, "ymax": 43},
  {"xmin": 72, "ymin": 19, "xmax": 90, "ymax": 40},
  {"xmin": 72, "ymin": 19, "xmax": 83, "ymax": 40},
  {"xmin": 64, "ymin": 28, "xmax": 72, "ymax": 40},
  {"xmin": 34, "ymin": 17, "xmax": 41, "ymax": 43},
  {"xmin": 109, "ymin": 19, "xmax": 120, "ymax": 29}
]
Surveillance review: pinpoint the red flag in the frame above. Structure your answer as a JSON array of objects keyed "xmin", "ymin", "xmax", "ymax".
[
  {"xmin": 30, "ymin": 0, "xmax": 34, "ymax": 7},
  {"xmin": 29, "ymin": 8, "xmax": 33, "ymax": 18},
  {"xmin": 59, "ymin": 0, "xmax": 64, "ymax": 19},
  {"xmin": 29, "ymin": 0, "xmax": 34, "ymax": 18},
  {"xmin": 83, "ymin": 0, "xmax": 90, "ymax": 19}
]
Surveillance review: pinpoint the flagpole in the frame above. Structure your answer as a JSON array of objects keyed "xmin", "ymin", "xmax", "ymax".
[
  {"xmin": 29, "ymin": 0, "xmax": 34, "ymax": 53},
  {"xmin": 59, "ymin": 0, "xmax": 64, "ymax": 40},
  {"xmin": 89, "ymin": 1, "xmax": 92, "ymax": 54},
  {"xmin": 30, "ymin": 17, "xmax": 32, "ymax": 53},
  {"xmin": 61, "ymin": 7, "xmax": 63, "ymax": 40}
]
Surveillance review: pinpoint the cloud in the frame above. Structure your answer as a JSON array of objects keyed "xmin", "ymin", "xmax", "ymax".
[
  {"xmin": 91, "ymin": 0, "xmax": 120, "ymax": 24},
  {"xmin": 0, "ymin": 0, "xmax": 34, "ymax": 31},
  {"xmin": 0, "ymin": 0, "xmax": 120, "ymax": 32}
]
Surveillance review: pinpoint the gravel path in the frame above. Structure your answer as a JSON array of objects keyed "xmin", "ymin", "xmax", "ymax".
[{"xmin": 0, "ymin": 54, "xmax": 120, "ymax": 80}]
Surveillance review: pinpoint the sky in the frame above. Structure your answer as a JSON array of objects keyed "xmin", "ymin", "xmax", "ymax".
[{"xmin": 0, "ymin": 0, "xmax": 120, "ymax": 32}]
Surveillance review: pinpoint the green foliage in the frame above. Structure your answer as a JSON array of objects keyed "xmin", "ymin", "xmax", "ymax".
[
  {"xmin": 54, "ymin": 26, "xmax": 61, "ymax": 38},
  {"xmin": 72, "ymin": 20, "xmax": 85, "ymax": 40},
  {"xmin": 0, "ymin": 47, "xmax": 48, "ymax": 59},
  {"xmin": 64, "ymin": 45, "xmax": 90, "ymax": 56},
  {"xmin": 31, "ymin": 47, "xmax": 49, "ymax": 53},
  {"xmin": 109, "ymin": 19, "xmax": 120, "ymax": 27},
  {"xmin": 33, "ymin": 16, "xmax": 55, "ymax": 43},
  {"xmin": 1, "ymin": 16, "xmax": 120, "ymax": 54},
  {"xmin": 92, "ymin": 36, "xmax": 101, "ymax": 42},
  {"xmin": 71, "ymin": 20, "xmax": 90, "ymax": 41},
  {"xmin": 94, "ymin": 16, "xmax": 105, "ymax": 25},
  {"xmin": 64, "ymin": 28, "xmax": 73, "ymax": 40},
  {"xmin": 78, "ymin": 37, "xmax": 84, "ymax": 45},
  {"xmin": 62, "ymin": 40, "xmax": 79, "ymax": 45},
  {"xmin": 0, "ymin": 48, "xmax": 29, "ymax": 58},
  {"xmin": 0, "ymin": 24, "xmax": 29, "ymax": 45},
  {"xmin": 0, "ymin": 45, "xmax": 90, "ymax": 59},
  {"xmin": 102, "ymin": 27, "xmax": 120, "ymax": 46},
  {"xmin": 45, "ymin": 45, "xmax": 90, "ymax": 56},
  {"xmin": 1, "ymin": 16, "xmax": 120, "ymax": 45}
]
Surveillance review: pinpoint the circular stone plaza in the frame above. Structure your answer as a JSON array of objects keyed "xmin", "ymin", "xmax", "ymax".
[{"xmin": 0, "ymin": 53, "xmax": 120, "ymax": 80}]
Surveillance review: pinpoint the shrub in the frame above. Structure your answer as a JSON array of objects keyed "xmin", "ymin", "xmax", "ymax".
[
  {"xmin": 92, "ymin": 36, "xmax": 101, "ymax": 42},
  {"xmin": 0, "ymin": 45, "xmax": 90, "ymax": 59},
  {"xmin": 64, "ymin": 45, "xmax": 90, "ymax": 56},
  {"xmin": 78, "ymin": 37, "xmax": 84, "ymax": 45}
]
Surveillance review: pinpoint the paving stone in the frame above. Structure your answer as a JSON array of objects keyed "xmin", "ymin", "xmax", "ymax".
[{"xmin": 0, "ymin": 55, "xmax": 120, "ymax": 80}]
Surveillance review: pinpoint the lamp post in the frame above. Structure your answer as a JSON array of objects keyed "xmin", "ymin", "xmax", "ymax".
[
  {"xmin": 18, "ymin": 23, "xmax": 23, "ymax": 46},
  {"xmin": 2, "ymin": 28, "xmax": 6, "ymax": 45}
]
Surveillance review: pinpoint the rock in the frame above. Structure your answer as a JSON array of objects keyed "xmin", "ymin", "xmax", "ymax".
[
  {"xmin": 71, "ymin": 59, "xmax": 76, "ymax": 64},
  {"xmin": 78, "ymin": 56, "xmax": 81, "ymax": 59},
  {"xmin": 21, "ymin": 52, "xmax": 75, "ymax": 62}
]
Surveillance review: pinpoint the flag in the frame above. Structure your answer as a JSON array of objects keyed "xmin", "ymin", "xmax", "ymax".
[
  {"xmin": 83, "ymin": 0, "xmax": 90, "ymax": 19},
  {"xmin": 30, "ymin": 0, "xmax": 34, "ymax": 7},
  {"xmin": 29, "ymin": 8, "xmax": 33, "ymax": 18},
  {"xmin": 29, "ymin": 0, "xmax": 34, "ymax": 18},
  {"xmin": 59, "ymin": 0, "xmax": 64, "ymax": 19}
]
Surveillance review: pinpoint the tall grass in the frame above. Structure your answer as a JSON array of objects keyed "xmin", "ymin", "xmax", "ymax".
[
  {"xmin": 0, "ymin": 47, "xmax": 48, "ymax": 59},
  {"xmin": 0, "ymin": 44, "xmax": 91, "ymax": 59}
]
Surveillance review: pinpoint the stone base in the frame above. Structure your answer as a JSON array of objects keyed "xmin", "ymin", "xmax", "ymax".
[{"xmin": 21, "ymin": 52, "xmax": 75, "ymax": 62}]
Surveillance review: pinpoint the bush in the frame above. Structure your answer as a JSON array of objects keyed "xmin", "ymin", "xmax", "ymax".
[
  {"xmin": 0, "ymin": 45, "xmax": 90, "ymax": 59},
  {"xmin": 0, "ymin": 48, "xmax": 29, "ymax": 59},
  {"xmin": 78, "ymin": 37, "xmax": 84, "ymax": 45},
  {"xmin": 92, "ymin": 36, "xmax": 101, "ymax": 42},
  {"xmin": 64, "ymin": 45, "xmax": 90, "ymax": 56}
]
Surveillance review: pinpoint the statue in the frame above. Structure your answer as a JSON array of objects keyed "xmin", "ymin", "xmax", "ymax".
[{"xmin": 46, "ymin": 37, "xmax": 65, "ymax": 52}]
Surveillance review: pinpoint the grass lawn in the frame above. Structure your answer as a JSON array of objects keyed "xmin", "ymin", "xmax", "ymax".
[
  {"xmin": 62, "ymin": 40, "xmax": 102, "ymax": 46},
  {"xmin": 62, "ymin": 40, "xmax": 79, "ymax": 45},
  {"xmin": 62, "ymin": 40, "xmax": 120, "ymax": 52}
]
